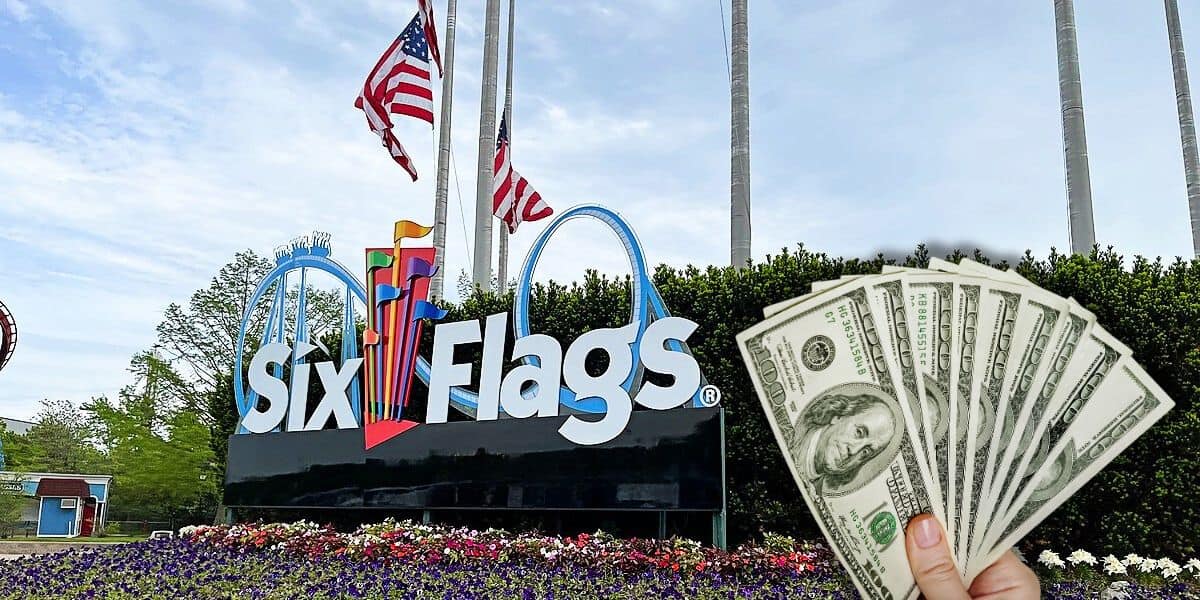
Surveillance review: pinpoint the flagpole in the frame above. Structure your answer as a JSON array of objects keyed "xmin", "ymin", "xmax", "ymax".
[
  {"xmin": 431, "ymin": 0, "xmax": 458, "ymax": 300},
  {"xmin": 730, "ymin": 0, "xmax": 751, "ymax": 269},
  {"xmin": 497, "ymin": 0, "xmax": 515, "ymax": 292},
  {"xmin": 472, "ymin": 0, "xmax": 502, "ymax": 289}
]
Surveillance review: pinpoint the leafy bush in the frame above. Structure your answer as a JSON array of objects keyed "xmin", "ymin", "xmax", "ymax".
[{"xmin": 432, "ymin": 245, "xmax": 1198, "ymax": 557}]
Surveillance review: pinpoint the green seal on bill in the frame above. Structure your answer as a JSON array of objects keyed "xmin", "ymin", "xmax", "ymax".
[{"xmin": 869, "ymin": 511, "xmax": 898, "ymax": 545}]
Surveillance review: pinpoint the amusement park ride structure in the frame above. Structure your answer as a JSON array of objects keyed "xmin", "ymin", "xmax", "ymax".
[
  {"xmin": 0, "ymin": 298, "xmax": 15, "ymax": 375},
  {"xmin": 0, "ymin": 297, "xmax": 14, "ymax": 470}
]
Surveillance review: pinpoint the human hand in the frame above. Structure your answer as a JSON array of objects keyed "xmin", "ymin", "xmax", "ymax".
[{"xmin": 905, "ymin": 514, "xmax": 1039, "ymax": 599}]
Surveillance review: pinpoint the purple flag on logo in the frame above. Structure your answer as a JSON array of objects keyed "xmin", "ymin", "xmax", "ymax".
[{"xmin": 406, "ymin": 257, "xmax": 437, "ymax": 280}]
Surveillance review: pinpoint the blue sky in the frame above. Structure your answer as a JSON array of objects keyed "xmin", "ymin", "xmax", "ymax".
[{"xmin": 0, "ymin": 0, "xmax": 1196, "ymax": 420}]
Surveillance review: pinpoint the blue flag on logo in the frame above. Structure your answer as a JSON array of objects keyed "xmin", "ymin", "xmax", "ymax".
[
  {"xmin": 375, "ymin": 284, "xmax": 405, "ymax": 304},
  {"xmin": 411, "ymin": 300, "xmax": 448, "ymax": 322}
]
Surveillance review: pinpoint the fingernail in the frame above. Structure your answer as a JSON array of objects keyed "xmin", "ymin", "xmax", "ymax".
[{"xmin": 913, "ymin": 516, "xmax": 941, "ymax": 549}]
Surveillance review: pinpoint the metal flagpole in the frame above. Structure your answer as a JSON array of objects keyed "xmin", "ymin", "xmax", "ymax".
[
  {"xmin": 472, "ymin": 0, "xmax": 502, "ymax": 289},
  {"xmin": 1054, "ymin": 0, "xmax": 1096, "ymax": 254},
  {"xmin": 1165, "ymin": 0, "xmax": 1200, "ymax": 257},
  {"xmin": 431, "ymin": 0, "xmax": 458, "ymax": 300},
  {"xmin": 497, "ymin": 0, "xmax": 515, "ymax": 292},
  {"xmin": 730, "ymin": 0, "xmax": 751, "ymax": 269}
]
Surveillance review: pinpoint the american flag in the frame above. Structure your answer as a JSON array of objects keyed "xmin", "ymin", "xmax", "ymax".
[
  {"xmin": 354, "ymin": 13, "xmax": 436, "ymax": 181},
  {"xmin": 417, "ymin": 0, "xmax": 442, "ymax": 77},
  {"xmin": 492, "ymin": 116, "xmax": 552, "ymax": 233}
]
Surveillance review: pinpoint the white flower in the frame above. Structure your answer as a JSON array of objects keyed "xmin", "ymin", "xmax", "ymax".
[
  {"xmin": 1067, "ymin": 549, "xmax": 1097, "ymax": 566},
  {"xmin": 1038, "ymin": 550, "xmax": 1066, "ymax": 568},
  {"xmin": 1159, "ymin": 558, "xmax": 1182, "ymax": 579},
  {"xmin": 1103, "ymin": 581, "xmax": 1131, "ymax": 600},
  {"xmin": 1123, "ymin": 554, "xmax": 1144, "ymax": 567},
  {"xmin": 1102, "ymin": 555, "xmax": 1127, "ymax": 576},
  {"xmin": 1137, "ymin": 558, "xmax": 1159, "ymax": 573},
  {"xmin": 1185, "ymin": 558, "xmax": 1200, "ymax": 574}
]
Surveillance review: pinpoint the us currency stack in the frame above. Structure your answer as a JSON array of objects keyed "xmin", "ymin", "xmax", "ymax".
[{"xmin": 737, "ymin": 258, "xmax": 1174, "ymax": 599}]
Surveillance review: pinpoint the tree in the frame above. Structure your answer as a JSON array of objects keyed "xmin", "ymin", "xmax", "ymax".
[
  {"xmin": 153, "ymin": 250, "xmax": 347, "ymax": 428},
  {"xmin": 154, "ymin": 250, "xmax": 272, "ymax": 402},
  {"xmin": 1053, "ymin": 0, "xmax": 1096, "ymax": 253},
  {"xmin": 7, "ymin": 400, "xmax": 106, "ymax": 474},
  {"xmin": 0, "ymin": 473, "xmax": 24, "ymax": 538},
  {"xmin": 84, "ymin": 354, "xmax": 218, "ymax": 524},
  {"xmin": 143, "ymin": 250, "xmax": 348, "ymax": 521}
]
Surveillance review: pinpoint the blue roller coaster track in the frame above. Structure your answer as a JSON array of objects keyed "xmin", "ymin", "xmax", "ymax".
[{"xmin": 233, "ymin": 233, "xmax": 365, "ymax": 432}]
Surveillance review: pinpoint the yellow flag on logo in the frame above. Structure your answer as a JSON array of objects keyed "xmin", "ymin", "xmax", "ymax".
[{"xmin": 394, "ymin": 220, "xmax": 432, "ymax": 243}]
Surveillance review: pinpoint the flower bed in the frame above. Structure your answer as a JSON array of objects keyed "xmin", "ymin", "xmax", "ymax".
[
  {"xmin": 0, "ymin": 538, "xmax": 852, "ymax": 599},
  {"xmin": 1029, "ymin": 548, "xmax": 1200, "ymax": 598},
  {"xmin": 182, "ymin": 520, "xmax": 835, "ymax": 577},
  {"xmin": 0, "ymin": 521, "xmax": 1198, "ymax": 598}
]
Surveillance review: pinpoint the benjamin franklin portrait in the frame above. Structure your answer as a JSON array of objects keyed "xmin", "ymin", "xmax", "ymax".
[{"xmin": 792, "ymin": 383, "xmax": 905, "ymax": 496}]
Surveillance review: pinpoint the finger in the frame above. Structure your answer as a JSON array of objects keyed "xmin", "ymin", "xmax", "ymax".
[
  {"xmin": 967, "ymin": 550, "xmax": 1040, "ymax": 600},
  {"xmin": 905, "ymin": 514, "xmax": 968, "ymax": 600}
]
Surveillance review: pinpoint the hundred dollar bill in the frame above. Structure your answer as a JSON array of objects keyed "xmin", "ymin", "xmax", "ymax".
[
  {"xmin": 974, "ymin": 325, "xmax": 1131, "ymax": 560},
  {"xmin": 864, "ymin": 276, "xmax": 941, "ymax": 490},
  {"xmin": 768, "ymin": 272, "xmax": 948, "ymax": 527},
  {"xmin": 921, "ymin": 258, "xmax": 975, "ymax": 543},
  {"xmin": 928, "ymin": 260, "xmax": 1060, "ymax": 561},
  {"xmin": 739, "ymin": 283, "xmax": 939, "ymax": 600},
  {"xmin": 948, "ymin": 263, "xmax": 1071, "ymax": 561},
  {"xmin": 947, "ymin": 275, "xmax": 998, "ymax": 562},
  {"xmin": 970, "ymin": 303, "xmax": 1092, "ymax": 558},
  {"xmin": 945, "ymin": 260, "xmax": 1104, "ymax": 559},
  {"xmin": 969, "ymin": 355, "xmax": 1172, "ymax": 579},
  {"xmin": 901, "ymin": 273, "xmax": 957, "ymax": 536}
]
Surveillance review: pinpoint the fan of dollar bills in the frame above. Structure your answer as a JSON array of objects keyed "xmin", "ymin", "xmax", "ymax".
[{"xmin": 736, "ymin": 258, "xmax": 1175, "ymax": 600}]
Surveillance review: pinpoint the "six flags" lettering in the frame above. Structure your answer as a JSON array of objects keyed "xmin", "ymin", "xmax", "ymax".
[{"xmin": 237, "ymin": 205, "xmax": 715, "ymax": 448}]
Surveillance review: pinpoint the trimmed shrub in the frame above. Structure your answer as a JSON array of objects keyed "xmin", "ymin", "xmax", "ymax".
[{"xmin": 424, "ymin": 245, "xmax": 1198, "ymax": 557}]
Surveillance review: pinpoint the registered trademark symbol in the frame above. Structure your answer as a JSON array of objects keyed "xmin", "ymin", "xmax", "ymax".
[{"xmin": 699, "ymin": 385, "xmax": 722, "ymax": 407}]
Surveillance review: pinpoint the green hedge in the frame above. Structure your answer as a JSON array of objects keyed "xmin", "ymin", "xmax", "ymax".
[{"xmin": 429, "ymin": 245, "xmax": 1198, "ymax": 557}]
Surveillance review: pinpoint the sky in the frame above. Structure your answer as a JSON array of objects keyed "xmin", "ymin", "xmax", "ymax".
[{"xmin": 0, "ymin": 0, "xmax": 1197, "ymax": 420}]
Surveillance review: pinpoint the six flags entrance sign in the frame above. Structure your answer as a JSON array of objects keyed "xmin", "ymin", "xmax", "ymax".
[
  {"xmin": 225, "ymin": 205, "xmax": 725, "ymax": 519},
  {"xmin": 235, "ymin": 205, "xmax": 717, "ymax": 446}
]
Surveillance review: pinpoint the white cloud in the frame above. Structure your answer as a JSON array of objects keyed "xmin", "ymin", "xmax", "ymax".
[
  {"xmin": 1, "ymin": 0, "xmax": 1198, "ymax": 421},
  {"xmin": 4, "ymin": 0, "xmax": 28, "ymax": 22}
]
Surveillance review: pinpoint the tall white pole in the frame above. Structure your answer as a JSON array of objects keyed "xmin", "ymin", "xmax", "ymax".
[
  {"xmin": 1054, "ymin": 0, "xmax": 1096, "ymax": 254},
  {"xmin": 730, "ymin": 0, "xmax": 751, "ymax": 269},
  {"xmin": 497, "ymin": 0, "xmax": 515, "ymax": 292},
  {"xmin": 472, "ymin": 0, "xmax": 502, "ymax": 289},
  {"xmin": 1165, "ymin": 0, "xmax": 1200, "ymax": 257},
  {"xmin": 431, "ymin": 0, "xmax": 458, "ymax": 301}
]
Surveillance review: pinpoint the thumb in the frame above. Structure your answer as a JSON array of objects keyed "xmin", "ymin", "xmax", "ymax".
[{"xmin": 905, "ymin": 514, "xmax": 968, "ymax": 600}]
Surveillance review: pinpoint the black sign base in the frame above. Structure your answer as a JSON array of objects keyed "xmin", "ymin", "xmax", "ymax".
[{"xmin": 224, "ymin": 407, "xmax": 724, "ymax": 512}]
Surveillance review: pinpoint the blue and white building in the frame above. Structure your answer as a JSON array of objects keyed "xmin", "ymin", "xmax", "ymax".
[{"xmin": 1, "ymin": 472, "xmax": 112, "ymax": 538}]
